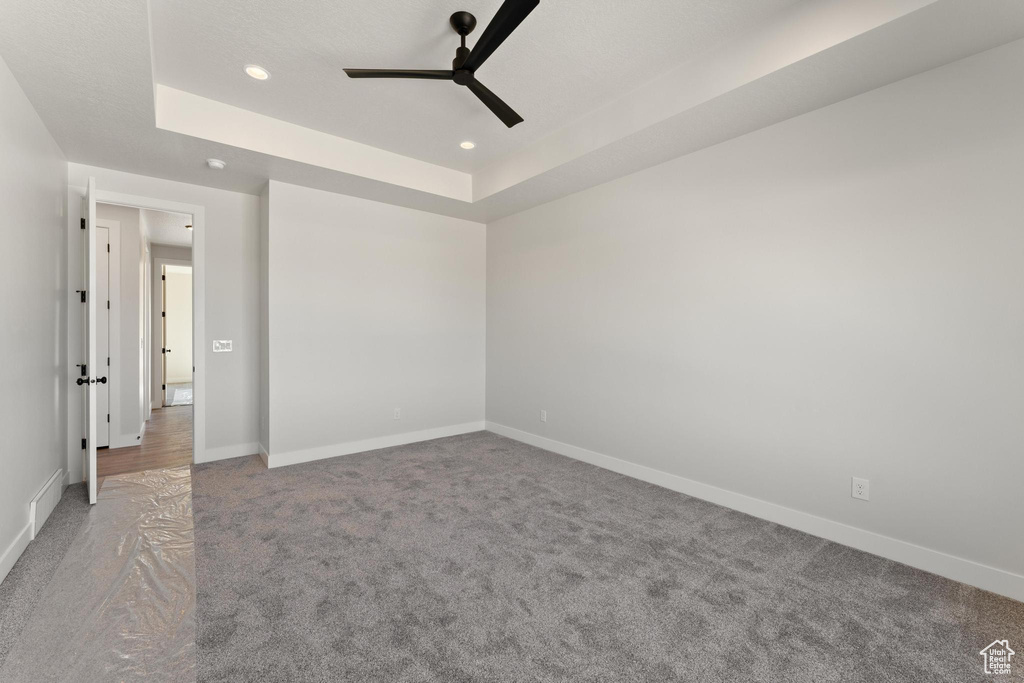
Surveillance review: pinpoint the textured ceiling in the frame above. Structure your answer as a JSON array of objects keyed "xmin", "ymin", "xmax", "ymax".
[
  {"xmin": 150, "ymin": 0, "xmax": 801, "ymax": 172},
  {"xmin": 142, "ymin": 209, "xmax": 193, "ymax": 248},
  {"xmin": 2, "ymin": 0, "xmax": 1024, "ymax": 223}
]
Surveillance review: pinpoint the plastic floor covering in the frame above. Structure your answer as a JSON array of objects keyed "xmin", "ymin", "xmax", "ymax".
[{"xmin": 0, "ymin": 467, "xmax": 196, "ymax": 682}]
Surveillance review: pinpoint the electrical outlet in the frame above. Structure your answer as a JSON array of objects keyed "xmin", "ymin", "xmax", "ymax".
[
  {"xmin": 851, "ymin": 477, "xmax": 870, "ymax": 501},
  {"xmin": 540, "ymin": 409, "xmax": 547, "ymax": 423},
  {"xmin": 393, "ymin": 408, "xmax": 401, "ymax": 420}
]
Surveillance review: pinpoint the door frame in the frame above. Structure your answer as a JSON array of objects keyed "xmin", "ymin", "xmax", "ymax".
[
  {"xmin": 90, "ymin": 190, "xmax": 206, "ymax": 464},
  {"xmin": 154, "ymin": 258, "xmax": 192, "ymax": 408}
]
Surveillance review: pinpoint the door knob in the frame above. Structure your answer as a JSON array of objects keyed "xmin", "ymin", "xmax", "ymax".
[
  {"xmin": 97, "ymin": 376, "xmax": 107, "ymax": 384},
  {"xmin": 76, "ymin": 377, "xmax": 87, "ymax": 386}
]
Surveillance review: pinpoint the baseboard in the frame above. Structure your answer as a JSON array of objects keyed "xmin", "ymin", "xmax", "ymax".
[
  {"xmin": 267, "ymin": 421, "xmax": 486, "ymax": 469},
  {"xmin": 258, "ymin": 443, "xmax": 269, "ymax": 468},
  {"xmin": 485, "ymin": 421, "xmax": 1024, "ymax": 603},
  {"xmin": 197, "ymin": 442, "xmax": 259, "ymax": 464},
  {"xmin": 62, "ymin": 470, "xmax": 71, "ymax": 488},
  {"xmin": 29, "ymin": 469, "xmax": 64, "ymax": 540},
  {"xmin": 0, "ymin": 523, "xmax": 32, "ymax": 587}
]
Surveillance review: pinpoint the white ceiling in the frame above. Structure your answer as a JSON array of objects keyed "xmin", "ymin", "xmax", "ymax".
[
  {"xmin": 2, "ymin": 0, "xmax": 1024, "ymax": 222},
  {"xmin": 151, "ymin": 0, "xmax": 801, "ymax": 172},
  {"xmin": 142, "ymin": 209, "xmax": 193, "ymax": 248}
]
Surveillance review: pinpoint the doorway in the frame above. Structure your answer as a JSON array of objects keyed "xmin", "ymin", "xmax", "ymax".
[{"xmin": 162, "ymin": 264, "xmax": 193, "ymax": 407}]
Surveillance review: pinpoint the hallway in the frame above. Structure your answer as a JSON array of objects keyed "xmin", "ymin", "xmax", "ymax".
[{"xmin": 97, "ymin": 406, "xmax": 192, "ymax": 488}]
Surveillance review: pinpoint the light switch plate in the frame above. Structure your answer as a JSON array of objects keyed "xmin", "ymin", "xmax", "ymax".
[{"xmin": 213, "ymin": 340, "xmax": 232, "ymax": 353}]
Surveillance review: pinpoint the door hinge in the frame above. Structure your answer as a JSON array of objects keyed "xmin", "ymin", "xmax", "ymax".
[
  {"xmin": 161, "ymin": 274, "xmax": 165, "ymax": 281},
  {"xmin": 107, "ymin": 414, "xmax": 110, "ymax": 423},
  {"xmin": 161, "ymin": 347, "xmax": 166, "ymax": 354},
  {"xmin": 81, "ymin": 438, "xmax": 87, "ymax": 449},
  {"xmin": 161, "ymin": 384, "xmax": 166, "ymax": 391},
  {"xmin": 76, "ymin": 290, "xmax": 86, "ymax": 303},
  {"xmin": 161, "ymin": 311, "xmax": 165, "ymax": 317},
  {"xmin": 106, "ymin": 300, "xmax": 110, "ymax": 310},
  {"xmin": 106, "ymin": 243, "xmax": 110, "ymax": 253},
  {"xmin": 80, "ymin": 218, "xmax": 86, "ymax": 230}
]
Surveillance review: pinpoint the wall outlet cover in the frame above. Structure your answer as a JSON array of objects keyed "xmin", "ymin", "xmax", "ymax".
[{"xmin": 851, "ymin": 477, "xmax": 870, "ymax": 501}]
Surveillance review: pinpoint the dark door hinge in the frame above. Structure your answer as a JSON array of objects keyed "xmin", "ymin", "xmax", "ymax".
[
  {"xmin": 161, "ymin": 384, "xmax": 166, "ymax": 391},
  {"xmin": 80, "ymin": 218, "xmax": 86, "ymax": 230},
  {"xmin": 107, "ymin": 414, "xmax": 110, "ymax": 423},
  {"xmin": 106, "ymin": 243, "xmax": 110, "ymax": 253},
  {"xmin": 161, "ymin": 274, "xmax": 165, "ymax": 280},
  {"xmin": 81, "ymin": 438, "xmax": 87, "ymax": 449},
  {"xmin": 161, "ymin": 311, "xmax": 165, "ymax": 317},
  {"xmin": 106, "ymin": 300, "xmax": 110, "ymax": 310}
]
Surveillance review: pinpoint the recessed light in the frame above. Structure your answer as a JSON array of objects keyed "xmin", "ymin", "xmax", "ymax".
[
  {"xmin": 244, "ymin": 64, "xmax": 270, "ymax": 80},
  {"xmin": 460, "ymin": 141, "xmax": 475, "ymax": 150},
  {"xmin": 206, "ymin": 158, "xmax": 226, "ymax": 170}
]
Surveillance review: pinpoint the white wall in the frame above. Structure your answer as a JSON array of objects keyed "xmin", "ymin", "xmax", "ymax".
[
  {"xmin": 67, "ymin": 164, "xmax": 260, "ymax": 477},
  {"xmin": 258, "ymin": 185, "xmax": 269, "ymax": 456},
  {"xmin": 96, "ymin": 203, "xmax": 146, "ymax": 446},
  {"xmin": 486, "ymin": 41, "xmax": 1024, "ymax": 597},
  {"xmin": 263, "ymin": 180, "xmax": 485, "ymax": 466},
  {"xmin": 0, "ymin": 55, "xmax": 67, "ymax": 583}
]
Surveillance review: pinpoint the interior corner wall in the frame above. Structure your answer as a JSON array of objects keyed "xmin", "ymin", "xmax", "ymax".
[
  {"xmin": 263, "ymin": 180, "xmax": 485, "ymax": 467},
  {"xmin": 485, "ymin": 40, "xmax": 1024, "ymax": 594},
  {"xmin": 0, "ymin": 54, "xmax": 67, "ymax": 583},
  {"xmin": 258, "ymin": 184, "xmax": 269, "ymax": 458},
  {"xmin": 67, "ymin": 163, "xmax": 260, "ymax": 477}
]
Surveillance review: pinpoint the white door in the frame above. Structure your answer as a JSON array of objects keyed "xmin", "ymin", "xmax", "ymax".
[
  {"xmin": 95, "ymin": 226, "xmax": 110, "ymax": 448},
  {"xmin": 84, "ymin": 178, "xmax": 99, "ymax": 504}
]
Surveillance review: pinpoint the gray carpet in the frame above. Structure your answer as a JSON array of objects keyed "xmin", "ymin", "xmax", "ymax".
[
  {"xmin": 0, "ymin": 483, "xmax": 90, "ymax": 667},
  {"xmin": 192, "ymin": 431, "xmax": 1023, "ymax": 682}
]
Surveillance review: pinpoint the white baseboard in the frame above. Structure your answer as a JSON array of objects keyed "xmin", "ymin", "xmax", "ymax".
[
  {"xmin": 485, "ymin": 421, "xmax": 1024, "ymax": 603},
  {"xmin": 258, "ymin": 443, "xmax": 269, "ymax": 467},
  {"xmin": 0, "ymin": 523, "xmax": 32, "ymax": 587},
  {"xmin": 29, "ymin": 469, "xmax": 64, "ymax": 540},
  {"xmin": 197, "ymin": 442, "xmax": 259, "ymax": 464},
  {"xmin": 267, "ymin": 421, "xmax": 486, "ymax": 469}
]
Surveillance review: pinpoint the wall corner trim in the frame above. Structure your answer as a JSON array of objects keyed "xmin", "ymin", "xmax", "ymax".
[
  {"xmin": 267, "ymin": 421, "xmax": 486, "ymax": 469},
  {"xmin": 484, "ymin": 421, "xmax": 1024, "ymax": 603}
]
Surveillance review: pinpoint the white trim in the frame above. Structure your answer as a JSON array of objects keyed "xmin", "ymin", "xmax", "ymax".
[
  {"xmin": 92, "ymin": 189, "xmax": 205, "ymax": 464},
  {"xmin": 258, "ymin": 443, "xmax": 269, "ymax": 468},
  {"xmin": 0, "ymin": 523, "xmax": 32, "ymax": 586},
  {"xmin": 485, "ymin": 421, "xmax": 1024, "ymax": 603},
  {"xmin": 200, "ymin": 442, "xmax": 259, "ymax": 464},
  {"xmin": 267, "ymin": 422, "xmax": 486, "ymax": 469}
]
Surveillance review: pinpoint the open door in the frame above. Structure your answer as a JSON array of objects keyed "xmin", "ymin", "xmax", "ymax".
[{"xmin": 84, "ymin": 178, "xmax": 99, "ymax": 504}]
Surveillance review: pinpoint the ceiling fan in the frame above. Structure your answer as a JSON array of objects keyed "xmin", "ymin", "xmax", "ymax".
[{"xmin": 344, "ymin": 0, "xmax": 539, "ymax": 128}]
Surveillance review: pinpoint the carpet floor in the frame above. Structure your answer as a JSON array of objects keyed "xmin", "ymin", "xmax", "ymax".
[
  {"xmin": 191, "ymin": 431, "xmax": 1023, "ymax": 682},
  {"xmin": 0, "ymin": 483, "xmax": 90, "ymax": 667}
]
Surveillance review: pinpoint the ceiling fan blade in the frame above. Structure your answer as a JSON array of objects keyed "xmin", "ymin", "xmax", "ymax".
[
  {"xmin": 462, "ymin": 0, "xmax": 539, "ymax": 72},
  {"xmin": 343, "ymin": 69, "xmax": 454, "ymax": 80},
  {"xmin": 467, "ymin": 79, "xmax": 524, "ymax": 128}
]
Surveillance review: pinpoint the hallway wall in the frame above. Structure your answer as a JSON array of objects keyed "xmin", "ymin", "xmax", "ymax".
[{"xmin": 0, "ymin": 55, "xmax": 67, "ymax": 583}]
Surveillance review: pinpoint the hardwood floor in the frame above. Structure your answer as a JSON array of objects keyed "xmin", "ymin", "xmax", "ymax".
[{"xmin": 97, "ymin": 406, "xmax": 192, "ymax": 487}]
